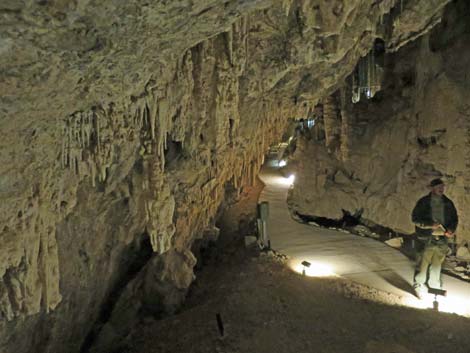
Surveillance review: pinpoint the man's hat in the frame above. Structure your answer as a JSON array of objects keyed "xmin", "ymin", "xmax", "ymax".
[{"xmin": 429, "ymin": 178, "xmax": 444, "ymax": 187}]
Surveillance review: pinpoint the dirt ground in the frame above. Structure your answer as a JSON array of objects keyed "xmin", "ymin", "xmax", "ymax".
[{"xmin": 117, "ymin": 178, "xmax": 470, "ymax": 353}]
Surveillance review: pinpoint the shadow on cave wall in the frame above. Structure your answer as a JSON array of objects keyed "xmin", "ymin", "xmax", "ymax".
[{"xmin": 79, "ymin": 234, "xmax": 153, "ymax": 353}]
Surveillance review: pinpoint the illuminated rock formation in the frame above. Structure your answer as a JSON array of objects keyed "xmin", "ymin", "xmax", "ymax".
[
  {"xmin": 0, "ymin": 0, "xmax": 453, "ymax": 351},
  {"xmin": 288, "ymin": 1, "xmax": 470, "ymax": 240}
]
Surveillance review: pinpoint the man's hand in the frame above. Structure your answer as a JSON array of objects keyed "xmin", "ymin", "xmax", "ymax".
[{"xmin": 444, "ymin": 230, "xmax": 454, "ymax": 238}]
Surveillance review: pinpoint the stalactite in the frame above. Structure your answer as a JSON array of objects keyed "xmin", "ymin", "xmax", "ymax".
[
  {"xmin": 323, "ymin": 95, "xmax": 341, "ymax": 153},
  {"xmin": 156, "ymin": 98, "xmax": 165, "ymax": 169},
  {"xmin": 56, "ymin": 15, "xmax": 291, "ymax": 260},
  {"xmin": 351, "ymin": 44, "xmax": 382, "ymax": 103},
  {"xmin": 226, "ymin": 29, "xmax": 233, "ymax": 65},
  {"xmin": 282, "ymin": 0, "xmax": 292, "ymax": 16},
  {"xmin": 367, "ymin": 53, "xmax": 371, "ymax": 95},
  {"xmin": 351, "ymin": 71, "xmax": 360, "ymax": 103},
  {"xmin": 378, "ymin": 0, "xmax": 399, "ymax": 25},
  {"xmin": 145, "ymin": 98, "xmax": 155, "ymax": 141},
  {"xmin": 96, "ymin": 109, "xmax": 101, "ymax": 154},
  {"xmin": 340, "ymin": 87, "xmax": 351, "ymax": 162},
  {"xmin": 371, "ymin": 49, "xmax": 377, "ymax": 97},
  {"xmin": 90, "ymin": 161, "xmax": 96, "ymax": 187}
]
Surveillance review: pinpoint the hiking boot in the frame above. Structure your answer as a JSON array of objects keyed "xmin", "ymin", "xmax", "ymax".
[{"xmin": 413, "ymin": 283, "xmax": 426, "ymax": 299}]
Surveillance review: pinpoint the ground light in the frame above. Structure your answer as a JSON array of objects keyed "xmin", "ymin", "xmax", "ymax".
[
  {"xmin": 428, "ymin": 287, "xmax": 447, "ymax": 311},
  {"xmin": 402, "ymin": 291, "xmax": 470, "ymax": 316},
  {"xmin": 292, "ymin": 260, "xmax": 470, "ymax": 316},
  {"xmin": 301, "ymin": 261, "xmax": 311, "ymax": 276},
  {"xmin": 279, "ymin": 174, "xmax": 295, "ymax": 186},
  {"xmin": 293, "ymin": 260, "xmax": 335, "ymax": 277}
]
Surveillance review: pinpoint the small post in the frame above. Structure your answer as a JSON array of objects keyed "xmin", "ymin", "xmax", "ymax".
[
  {"xmin": 428, "ymin": 287, "xmax": 447, "ymax": 312},
  {"xmin": 301, "ymin": 260, "xmax": 311, "ymax": 276},
  {"xmin": 433, "ymin": 297, "xmax": 439, "ymax": 311},
  {"xmin": 257, "ymin": 202, "xmax": 270, "ymax": 249},
  {"xmin": 216, "ymin": 313, "xmax": 224, "ymax": 337}
]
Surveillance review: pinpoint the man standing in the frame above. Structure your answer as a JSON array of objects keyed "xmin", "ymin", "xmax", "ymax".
[{"xmin": 411, "ymin": 178, "xmax": 458, "ymax": 296}]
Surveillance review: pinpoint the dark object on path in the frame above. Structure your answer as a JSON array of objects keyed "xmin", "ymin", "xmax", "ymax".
[
  {"xmin": 301, "ymin": 261, "xmax": 311, "ymax": 276},
  {"xmin": 428, "ymin": 287, "xmax": 447, "ymax": 296},
  {"xmin": 428, "ymin": 287, "xmax": 447, "ymax": 311},
  {"xmin": 216, "ymin": 313, "xmax": 224, "ymax": 337}
]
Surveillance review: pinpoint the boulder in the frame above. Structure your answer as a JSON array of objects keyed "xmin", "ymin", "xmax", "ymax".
[
  {"xmin": 385, "ymin": 237, "xmax": 403, "ymax": 249},
  {"xmin": 456, "ymin": 244, "xmax": 470, "ymax": 261}
]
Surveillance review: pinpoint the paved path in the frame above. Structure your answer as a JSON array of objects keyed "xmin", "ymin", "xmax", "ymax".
[{"xmin": 259, "ymin": 159, "xmax": 470, "ymax": 315}]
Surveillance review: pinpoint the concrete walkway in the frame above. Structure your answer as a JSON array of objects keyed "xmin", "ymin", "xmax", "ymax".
[{"xmin": 259, "ymin": 159, "xmax": 470, "ymax": 316}]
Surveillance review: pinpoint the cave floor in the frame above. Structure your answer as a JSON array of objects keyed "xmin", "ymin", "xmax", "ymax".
[
  {"xmin": 118, "ymin": 158, "xmax": 470, "ymax": 353},
  {"xmin": 121, "ymin": 249, "xmax": 470, "ymax": 353}
]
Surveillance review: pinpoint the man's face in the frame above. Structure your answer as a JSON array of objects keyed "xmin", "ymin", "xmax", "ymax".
[{"xmin": 431, "ymin": 184, "xmax": 445, "ymax": 196}]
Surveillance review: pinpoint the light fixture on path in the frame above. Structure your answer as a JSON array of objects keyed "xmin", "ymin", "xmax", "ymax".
[
  {"xmin": 286, "ymin": 174, "xmax": 295, "ymax": 185},
  {"xmin": 301, "ymin": 261, "xmax": 311, "ymax": 276},
  {"xmin": 428, "ymin": 287, "xmax": 447, "ymax": 311},
  {"xmin": 279, "ymin": 174, "xmax": 295, "ymax": 186},
  {"xmin": 294, "ymin": 260, "xmax": 335, "ymax": 277}
]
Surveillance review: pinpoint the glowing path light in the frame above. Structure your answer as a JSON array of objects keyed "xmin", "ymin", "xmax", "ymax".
[
  {"xmin": 292, "ymin": 260, "xmax": 336, "ymax": 277},
  {"xmin": 402, "ymin": 292, "xmax": 470, "ymax": 317},
  {"xmin": 292, "ymin": 259, "xmax": 470, "ymax": 316},
  {"xmin": 278, "ymin": 174, "xmax": 295, "ymax": 186}
]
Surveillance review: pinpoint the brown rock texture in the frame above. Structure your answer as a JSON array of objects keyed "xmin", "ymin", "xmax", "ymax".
[
  {"xmin": 288, "ymin": 1, "xmax": 470, "ymax": 238},
  {"xmin": 0, "ymin": 0, "xmax": 453, "ymax": 352}
]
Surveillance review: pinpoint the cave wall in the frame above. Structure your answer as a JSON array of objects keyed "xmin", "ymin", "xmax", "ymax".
[
  {"xmin": 0, "ymin": 0, "xmax": 452, "ymax": 352},
  {"xmin": 288, "ymin": 0, "xmax": 470, "ymax": 237}
]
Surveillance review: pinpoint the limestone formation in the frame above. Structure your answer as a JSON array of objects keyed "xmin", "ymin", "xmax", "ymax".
[
  {"xmin": 288, "ymin": 1, "xmax": 470, "ymax": 241},
  {"xmin": 0, "ymin": 0, "xmax": 455, "ymax": 352},
  {"xmin": 456, "ymin": 243, "xmax": 470, "ymax": 262}
]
